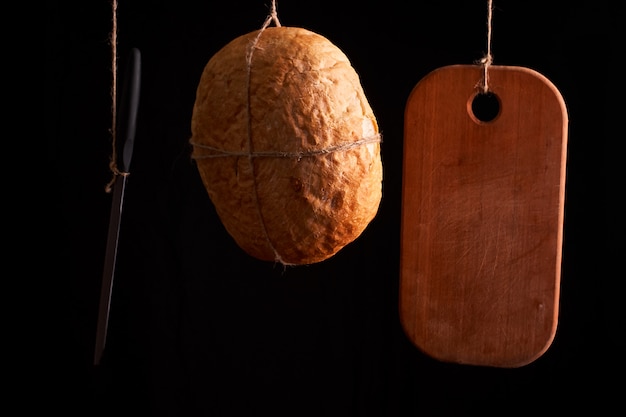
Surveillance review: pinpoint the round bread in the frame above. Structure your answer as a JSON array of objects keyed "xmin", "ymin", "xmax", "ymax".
[{"xmin": 190, "ymin": 26, "xmax": 382, "ymax": 265}]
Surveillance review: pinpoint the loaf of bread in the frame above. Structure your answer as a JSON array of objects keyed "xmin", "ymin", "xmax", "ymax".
[{"xmin": 190, "ymin": 26, "xmax": 382, "ymax": 265}]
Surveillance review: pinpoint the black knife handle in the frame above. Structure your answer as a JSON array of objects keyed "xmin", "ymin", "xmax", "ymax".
[{"xmin": 116, "ymin": 47, "xmax": 141, "ymax": 173}]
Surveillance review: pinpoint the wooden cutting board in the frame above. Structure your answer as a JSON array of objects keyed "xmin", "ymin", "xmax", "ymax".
[{"xmin": 399, "ymin": 65, "xmax": 568, "ymax": 367}]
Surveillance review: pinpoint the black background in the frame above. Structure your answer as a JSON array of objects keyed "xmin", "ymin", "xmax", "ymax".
[{"xmin": 47, "ymin": 0, "xmax": 621, "ymax": 415}]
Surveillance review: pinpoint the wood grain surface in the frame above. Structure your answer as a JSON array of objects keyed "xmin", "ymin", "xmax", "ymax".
[{"xmin": 400, "ymin": 65, "xmax": 568, "ymax": 367}]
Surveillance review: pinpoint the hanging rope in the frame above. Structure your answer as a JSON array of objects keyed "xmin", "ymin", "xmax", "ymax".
[
  {"xmin": 105, "ymin": 0, "xmax": 128, "ymax": 193},
  {"xmin": 263, "ymin": 0, "xmax": 281, "ymax": 30},
  {"xmin": 478, "ymin": 0, "xmax": 494, "ymax": 93}
]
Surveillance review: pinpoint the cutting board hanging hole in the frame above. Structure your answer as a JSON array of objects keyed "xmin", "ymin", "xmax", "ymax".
[{"xmin": 469, "ymin": 91, "xmax": 500, "ymax": 123}]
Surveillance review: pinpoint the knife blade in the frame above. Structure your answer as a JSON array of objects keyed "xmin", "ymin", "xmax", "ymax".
[{"xmin": 94, "ymin": 47, "xmax": 141, "ymax": 365}]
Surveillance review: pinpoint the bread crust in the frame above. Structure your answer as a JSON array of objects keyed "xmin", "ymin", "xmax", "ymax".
[{"xmin": 191, "ymin": 26, "xmax": 382, "ymax": 265}]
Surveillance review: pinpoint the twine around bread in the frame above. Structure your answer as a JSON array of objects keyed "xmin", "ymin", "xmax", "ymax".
[
  {"xmin": 189, "ymin": 1, "xmax": 382, "ymax": 265},
  {"xmin": 190, "ymin": 135, "xmax": 382, "ymax": 160}
]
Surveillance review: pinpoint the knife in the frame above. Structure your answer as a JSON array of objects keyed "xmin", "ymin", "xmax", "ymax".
[{"xmin": 94, "ymin": 47, "xmax": 141, "ymax": 365}]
